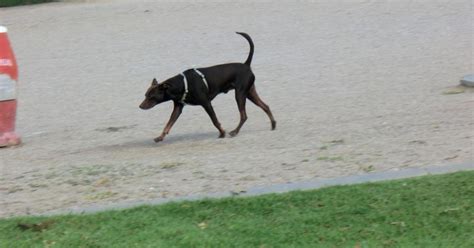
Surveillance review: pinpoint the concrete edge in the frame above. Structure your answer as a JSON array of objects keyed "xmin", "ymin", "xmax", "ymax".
[{"xmin": 41, "ymin": 162, "xmax": 473, "ymax": 217}]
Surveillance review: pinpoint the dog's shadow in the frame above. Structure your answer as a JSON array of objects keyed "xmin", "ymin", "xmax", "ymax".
[
  {"xmin": 114, "ymin": 131, "xmax": 220, "ymax": 149},
  {"xmin": 159, "ymin": 131, "xmax": 220, "ymax": 144}
]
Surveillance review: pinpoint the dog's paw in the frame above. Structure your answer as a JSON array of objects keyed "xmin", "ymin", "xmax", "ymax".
[
  {"xmin": 154, "ymin": 136, "xmax": 164, "ymax": 143},
  {"xmin": 229, "ymin": 130, "xmax": 239, "ymax": 137},
  {"xmin": 218, "ymin": 132, "xmax": 226, "ymax": 138}
]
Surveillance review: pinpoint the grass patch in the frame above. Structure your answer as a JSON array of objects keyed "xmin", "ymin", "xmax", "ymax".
[
  {"xmin": 1, "ymin": 171, "xmax": 473, "ymax": 247},
  {"xmin": 328, "ymin": 139, "xmax": 345, "ymax": 145},
  {"xmin": 442, "ymin": 86, "xmax": 466, "ymax": 95},
  {"xmin": 0, "ymin": 0, "xmax": 55, "ymax": 7},
  {"xmin": 359, "ymin": 164, "xmax": 376, "ymax": 172},
  {"xmin": 317, "ymin": 156, "xmax": 344, "ymax": 162},
  {"xmin": 84, "ymin": 191, "xmax": 118, "ymax": 201},
  {"xmin": 160, "ymin": 161, "xmax": 184, "ymax": 170}
]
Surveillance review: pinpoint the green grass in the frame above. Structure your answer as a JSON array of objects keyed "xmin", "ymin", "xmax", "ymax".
[
  {"xmin": 1, "ymin": 171, "xmax": 473, "ymax": 247},
  {"xmin": 0, "ymin": 0, "xmax": 55, "ymax": 8}
]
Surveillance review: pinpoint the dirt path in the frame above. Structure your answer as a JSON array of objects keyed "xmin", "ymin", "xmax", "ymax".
[{"xmin": 0, "ymin": 0, "xmax": 472, "ymax": 217}]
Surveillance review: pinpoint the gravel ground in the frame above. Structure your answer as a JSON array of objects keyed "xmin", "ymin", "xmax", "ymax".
[{"xmin": 0, "ymin": 0, "xmax": 472, "ymax": 217}]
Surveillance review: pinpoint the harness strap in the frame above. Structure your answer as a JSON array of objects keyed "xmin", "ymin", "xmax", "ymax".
[
  {"xmin": 193, "ymin": 68, "xmax": 209, "ymax": 89},
  {"xmin": 180, "ymin": 72, "xmax": 188, "ymax": 104},
  {"xmin": 180, "ymin": 68, "xmax": 208, "ymax": 104}
]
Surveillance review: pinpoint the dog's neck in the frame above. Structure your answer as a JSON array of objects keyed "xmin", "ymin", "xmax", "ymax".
[{"xmin": 161, "ymin": 75, "xmax": 187, "ymax": 103}]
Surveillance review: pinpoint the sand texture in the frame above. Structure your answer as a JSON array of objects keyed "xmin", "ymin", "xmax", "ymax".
[{"xmin": 0, "ymin": 0, "xmax": 473, "ymax": 217}]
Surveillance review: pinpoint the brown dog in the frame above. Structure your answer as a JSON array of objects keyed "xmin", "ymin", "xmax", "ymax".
[{"xmin": 140, "ymin": 32, "xmax": 276, "ymax": 142}]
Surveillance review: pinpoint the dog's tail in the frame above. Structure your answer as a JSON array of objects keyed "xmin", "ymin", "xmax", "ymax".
[{"xmin": 236, "ymin": 32, "xmax": 254, "ymax": 66}]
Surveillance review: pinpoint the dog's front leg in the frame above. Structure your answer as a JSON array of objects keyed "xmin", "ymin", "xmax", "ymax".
[
  {"xmin": 155, "ymin": 102, "xmax": 184, "ymax": 142},
  {"xmin": 202, "ymin": 103, "xmax": 226, "ymax": 138}
]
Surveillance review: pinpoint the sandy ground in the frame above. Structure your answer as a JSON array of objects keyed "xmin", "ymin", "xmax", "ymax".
[{"xmin": 0, "ymin": 0, "xmax": 473, "ymax": 218}]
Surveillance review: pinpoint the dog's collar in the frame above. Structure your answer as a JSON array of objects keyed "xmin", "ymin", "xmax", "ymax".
[{"xmin": 180, "ymin": 72, "xmax": 189, "ymax": 104}]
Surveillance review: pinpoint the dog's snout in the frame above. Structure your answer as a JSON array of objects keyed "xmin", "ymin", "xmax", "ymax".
[
  {"xmin": 139, "ymin": 101, "xmax": 147, "ymax": 110},
  {"xmin": 140, "ymin": 99, "xmax": 154, "ymax": 110}
]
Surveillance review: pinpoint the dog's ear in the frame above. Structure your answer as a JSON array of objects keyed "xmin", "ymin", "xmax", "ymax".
[
  {"xmin": 158, "ymin": 83, "xmax": 169, "ymax": 90},
  {"xmin": 152, "ymin": 78, "xmax": 158, "ymax": 86}
]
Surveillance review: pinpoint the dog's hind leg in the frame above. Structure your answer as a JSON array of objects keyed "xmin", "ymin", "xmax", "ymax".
[
  {"xmin": 229, "ymin": 90, "xmax": 248, "ymax": 137},
  {"xmin": 202, "ymin": 103, "xmax": 226, "ymax": 138},
  {"xmin": 247, "ymin": 84, "xmax": 276, "ymax": 130}
]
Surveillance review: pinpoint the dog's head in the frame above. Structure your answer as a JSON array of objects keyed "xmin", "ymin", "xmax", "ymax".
[{"xmin": 139, "ymin": 78, "xmax": 171, "ymax": 110}]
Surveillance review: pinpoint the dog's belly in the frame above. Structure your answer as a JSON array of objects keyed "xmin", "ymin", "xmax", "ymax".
[{"xmin": 221, "ymin": 83, "xmax": 235, "ymax": 93}]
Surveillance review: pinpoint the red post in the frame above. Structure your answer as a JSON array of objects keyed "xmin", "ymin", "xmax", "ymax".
[{"xmin": 0, "ymin": 26, "xmax": 20, "ymax": 147}]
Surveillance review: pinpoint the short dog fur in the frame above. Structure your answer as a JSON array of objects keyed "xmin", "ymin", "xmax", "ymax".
[{"xmin": 139, "ymin": 32, "xmax": 276, "ymax": 142}]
